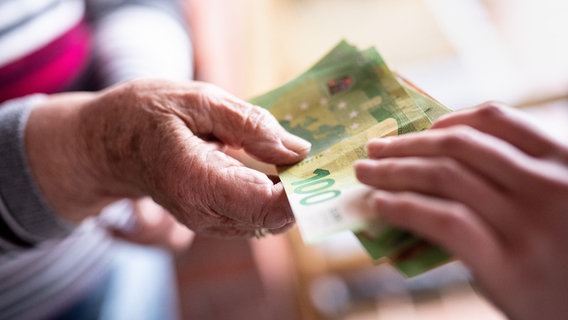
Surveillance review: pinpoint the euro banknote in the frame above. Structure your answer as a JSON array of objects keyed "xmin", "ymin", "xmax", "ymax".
[{"xmin": 251, "ymin": 41, "xmax": 452, "ymax": 276}]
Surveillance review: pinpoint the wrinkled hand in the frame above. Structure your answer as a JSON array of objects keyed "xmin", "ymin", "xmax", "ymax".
[
  {"xmin": 354, "ymin": 103, "xmax": 568, "ymax": 320},
  {"xmin": 26, "ymin": 79, "xmax": 310, "ymax": 237}
]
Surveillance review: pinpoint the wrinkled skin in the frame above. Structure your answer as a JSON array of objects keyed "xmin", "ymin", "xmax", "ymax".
[
  {"xmin": 355, "ymin": 103, "xmax": 568, "ymax": 320},
  {"xmin": 26, "ymin": 79, "xmax": 310, "ymax": 237}
]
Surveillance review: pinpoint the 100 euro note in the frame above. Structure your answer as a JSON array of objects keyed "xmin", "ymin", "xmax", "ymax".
[
  {"xmin": 250, "ymin": 41, "xmax": 452, "ymax": 276},
  {"xmin": 357, "ymin": 74, "xmax": 453, "ymax": 276}
]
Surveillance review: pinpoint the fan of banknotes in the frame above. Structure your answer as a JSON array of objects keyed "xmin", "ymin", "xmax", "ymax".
[{"xmin": 250, "ymin": 41, "xmax": 453, "ymax": 277}]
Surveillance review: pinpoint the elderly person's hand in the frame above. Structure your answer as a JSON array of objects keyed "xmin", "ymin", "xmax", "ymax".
[
  {"xmin": 355, "ymin": 103, "xmax": 568, "ymax": 320},
  {"xmin": 25, "ymin": 79, "xmax": 310, "ymax": 238}
]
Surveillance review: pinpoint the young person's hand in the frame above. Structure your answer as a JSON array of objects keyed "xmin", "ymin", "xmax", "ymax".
[{"xmin": 355, "ymin": 103, "xmax": 568, "ymax": 320}]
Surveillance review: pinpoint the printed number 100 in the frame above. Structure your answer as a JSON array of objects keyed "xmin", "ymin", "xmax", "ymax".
[{"xmin": 291, "ymin": 169, "xmax": 341, "ymax": 205}]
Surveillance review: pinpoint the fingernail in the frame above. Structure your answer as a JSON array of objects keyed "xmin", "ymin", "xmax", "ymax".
[
  {"xmin": 366, "ymin": 191, "xmax": 379, "ymax": 211},
  {"xmin": 354, "ymin": 159, "xmax": 376, "ymax": 180},
  {"xmin": 282, "ymin": 133, "xmax": 311, "ymax": 156},
  {"xmin": 367, "ymin": 137, "xmax": 392, "ymax": 147},
  {"xmin": 354, "ymin": 159, "xmax": 375, "ymax": 169},
  {"xmin": 367, "ymin": 137, "xmax": 392, "ymax": 157},
  {"xmin": 368, "ymin": 190, "xmax": 392, "ymax": 211},
  {"xmin": 373, "ymin": 190, "xmax": 392, "ymax": 201}
]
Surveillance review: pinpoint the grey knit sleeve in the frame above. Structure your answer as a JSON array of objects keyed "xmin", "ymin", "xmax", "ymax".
[{"xmin": 0, "ymin": 95, "xmax": 74, "ymax": 249}]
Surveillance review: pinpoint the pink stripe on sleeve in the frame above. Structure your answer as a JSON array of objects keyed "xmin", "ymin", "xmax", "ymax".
[{"xmin": 0, "ymin": 20, "xmax": 92, "ymax": 103}]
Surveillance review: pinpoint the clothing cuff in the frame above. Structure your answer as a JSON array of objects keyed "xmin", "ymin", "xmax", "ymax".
[{"xmin": 0, "ymin": 95, "xmax": 74, "ymax": 244}]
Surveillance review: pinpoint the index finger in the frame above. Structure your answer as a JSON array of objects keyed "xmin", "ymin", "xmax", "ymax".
[
  {"xmin": 365, "ymin": 126, "xmax": 536, "ymax": 191},
  {"xmin": 433, "ymin": 103, "xmax": 562, "ymax": 158},
  {"xmin": 178, "ymin": 82, "xmax": 311, "ymax": 165}
]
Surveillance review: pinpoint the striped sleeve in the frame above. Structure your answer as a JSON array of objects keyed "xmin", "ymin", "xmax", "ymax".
[
  {"xmin": 86, "ymin": 0, "xmax": 193, "ymax": 87},
  {"xmin": 0, "ymin": 96, "xmax": 74, "ymax": 249},
  {"xmin": 0, "ymin": 0, "xmax": 90, "ymax": 102}
]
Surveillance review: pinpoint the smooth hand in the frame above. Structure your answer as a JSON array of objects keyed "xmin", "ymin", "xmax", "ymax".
[
  {"xmin": 354, "ymin": 103, "xmax": 568, "ymax": 320},
  {"xmin": 26, "ymin": 79, "xmax": 310, "ymax": 237}
]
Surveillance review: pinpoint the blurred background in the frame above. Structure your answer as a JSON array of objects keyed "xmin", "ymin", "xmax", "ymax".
[{"xmin": 176, "ymin": 0, "xmax": 568, "ymax": 319}]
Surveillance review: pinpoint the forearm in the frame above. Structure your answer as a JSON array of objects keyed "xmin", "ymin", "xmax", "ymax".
[
  {"xmin": 24, "ymin": 92, "xmax": 129, "ymax": 223},
  {"xmin": 0, "ymin": 87, "xmax": 167, "ymax": 246}
]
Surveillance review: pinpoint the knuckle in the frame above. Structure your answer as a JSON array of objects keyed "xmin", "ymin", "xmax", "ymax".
[
  {"xmin": 385, "ymin": 192, "xmax": 424, "ymax": 213},
  {"xmin": 475, "ymin": 102, "xmax": 509, "ymax": 120},
  {"xmin": 243, "ymin": 106, "xmax": 274, "ymax": 135},
  {"xmin": 433, "ymin": 203, "xmax": 470, "ymax": 233},
  {"xmin": 426, "ymin": 159, "xmax": 460, "ymax": 188},
  {"xmin": 199, "ymin": 82, "xmax": 225, "ymax": 99},
  {"xmin": 375, "ymin": 160, "xmax": 398, "ymax": 180},
  {"xmin": 122, "ymin": 78, "xmax": 156, "ymax": 96},
  {"xmin": 437, "ymin": 126, "xmax": 478, "ymax": 151}
]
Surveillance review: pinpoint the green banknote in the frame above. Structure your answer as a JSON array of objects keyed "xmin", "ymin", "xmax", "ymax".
[
  {"xmin": 251, "ymin": 41, "xmax": 452, "ymax": 276},
  {"xmin": 357, "ymin": 74, "xmax": 453, "ymax": 276}
]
